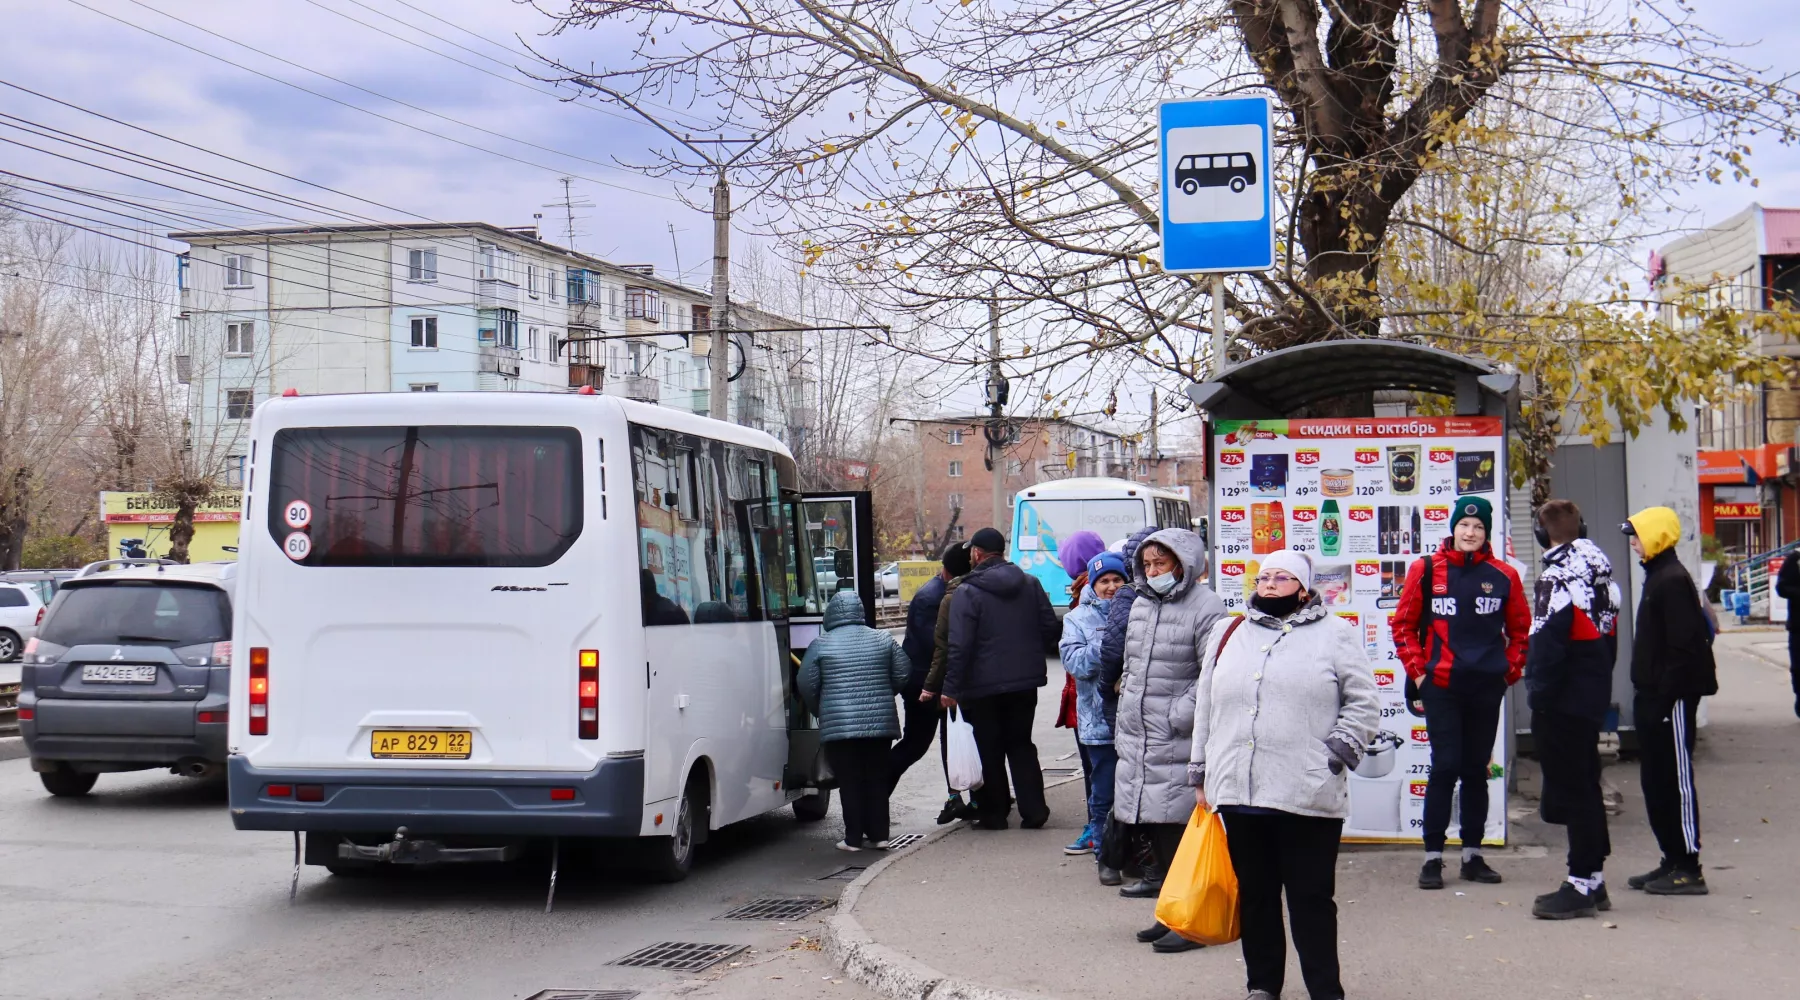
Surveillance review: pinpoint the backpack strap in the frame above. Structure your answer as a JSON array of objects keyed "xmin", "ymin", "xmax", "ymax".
[{"xmin": 1211, "ymin": 614, "xmax": 1247, "ymax": 667}]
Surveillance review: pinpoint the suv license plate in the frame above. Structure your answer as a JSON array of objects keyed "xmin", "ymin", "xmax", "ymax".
[
  {"xmin": 370, "ymin": 730, "xmax": 472, "ymax": 760},
  {"xmin": 81, "ymin": 664, "xmax": 158, "ymax": 684}
]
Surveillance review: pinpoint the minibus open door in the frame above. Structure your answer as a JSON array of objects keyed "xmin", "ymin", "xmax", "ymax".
[{"xmin": 780, "ymin": 491, "xmax": 876, "ymax": 816}]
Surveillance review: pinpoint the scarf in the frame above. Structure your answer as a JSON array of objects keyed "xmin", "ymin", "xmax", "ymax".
[{"xmin": 1531, "ymin": 538, "xmax": 1620, "ymax": 637}]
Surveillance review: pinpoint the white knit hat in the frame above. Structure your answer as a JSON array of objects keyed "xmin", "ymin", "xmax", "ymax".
[{"xmin": 1260, "ymin": 549, "xmax": 1313, "ymax": 592}]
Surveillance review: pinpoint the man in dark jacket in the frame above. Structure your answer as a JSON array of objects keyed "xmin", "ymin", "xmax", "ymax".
[
  {"xmin": 889, "ymin": 543, "xmax": 973, "ymax": 803},
  {"xmin": 943, "ymin": 526, "xmax": 1061, "ymax": 829},
  {"xmin": 1774, "ymin": 550, "xmax": 1800, "ymax": 718},
  {"xmin": 1621, "ymin": 506, "xmax": 1717, "ymax": 896},
  {"xmin": 1525, "ymin": 500, "xmax": 1623, "ymax": 919}
]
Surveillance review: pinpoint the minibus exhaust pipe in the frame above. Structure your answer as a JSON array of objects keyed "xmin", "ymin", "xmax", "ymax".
[{"xmin": 174, "ymin": 758, "xmax": 221, "ymax": 778}]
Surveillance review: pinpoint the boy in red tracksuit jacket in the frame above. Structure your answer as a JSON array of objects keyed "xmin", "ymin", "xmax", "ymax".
[{"xmin": 1391, "ymin": 496, "xmax": 1530, "ymax": 890}]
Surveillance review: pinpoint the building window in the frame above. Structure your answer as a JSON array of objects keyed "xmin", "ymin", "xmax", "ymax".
[
  {"xmin": 1007, "ymin": 459, "xmax": 1023, "ymax": 477},
  {"xmin": 225, "ymin": 322, "xmax": 253, "ymax": 356},
  {"xmin": 407, "ymin": 248, "xmax": 438, "ymax": 282},
  {"xmin": 222, "ymin": 455, "xmax": 246, "ymax": 487},
  {"xmin": 483, "ymin": 308, "xmax": 519, "ymax": 348},
  {"xmin": 947, "ymin": 492, "xmax": 964, "ymax": 510},
  {"xmin": 691, "ymin": 304, "xmax": 712, "ymax": 331},
  {"xmin": 947, "ymin": 428, "xmax": 964, "ymax": 445},
  {"xmin": 527, "ymin": 326, "xmax": 541, "ymax": 362},
  {"xmin": 478, "ymin": 243, "xmax": 497, "ymax": 280},
  {"xmin": 1007, "ymin": 424, "xmax": 1022, "ymax": 444},
  {"xmin": 409, "ymin": 383, "xmax": 439, "ymax": 392},
  {"xmin": 626, "ymin": 286, "xmax": 660, "ymax": 320},
  {"xmin": 224, "ymin": 254, "xmax": 252, "ymax": 288},
  {"xmin": 948, "ymin": 460, "xmax": 963, "ymax": 478},
  {"xmin": 410, "ymin": 315, "xmax": 438, "ymax": 349},
  {"xmin": 566, "ymin": 268, "xmax": 588, "ymax": 303},
  {"xmin": 609, "ymin": 286, "xmax": 622, "ymax": 319},
  {"xmin": 1138, "ymin": 461, "xmax": 1149, "ymax": 477},
  {"xmin": 526, "ymin": 263, "xmax": 539, "ymax": 298},
  {"xmin": 176, "ymin": 254, "xmax": 189, "ymax": 290},
  {"xmin": 226, "ymin": 389, "xmax": 254, "ymax": 420}
]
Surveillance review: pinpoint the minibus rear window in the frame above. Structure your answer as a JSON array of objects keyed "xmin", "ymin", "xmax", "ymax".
[{"xmin": 267, "ymin": 426, "xmax": 582, "ymax": 567}]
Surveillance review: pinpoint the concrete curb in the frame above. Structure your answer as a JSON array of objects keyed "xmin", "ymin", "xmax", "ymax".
[
  {"xmin": 825, "ymin": 773, "xmax": 1085, "ymax": 1000},
  {"xmin": 0, "ymin": 737, "xmax": 26, "ymax": 763}
]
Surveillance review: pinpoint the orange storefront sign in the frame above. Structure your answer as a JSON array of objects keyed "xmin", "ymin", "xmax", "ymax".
[
  {"xmin": 1697, "ymin": 444, "xmax": 1787, "ymax": 484},
  {"xmin": 1712, "ymin": 502, "xmax": 1763, "ymax": 520}
]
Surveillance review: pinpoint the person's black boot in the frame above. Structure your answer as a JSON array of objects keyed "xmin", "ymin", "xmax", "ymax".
[
  {"xmin": 936, "ymin": 795, "xmax": 967, "ymax": 825},
  {"xmin": 1136, "ymin": 923, "xmax": 1171, "ymax": 943},
  {"xmin": 1532, "ymin": 882, "xmax": 1599, "ymax": 920},
  {"xmin": 1152, "ymin": 932, "xmax": 1205, "ymax": 953},
  {"xmin": 1460, "ymin": 855, "xmax": 1503, "ymax": 884},
  {"xmin": 1627, "ymin": 858, "xmax": 1674, "ymax": 890},
  {"xmin": 1119, "ymin": 877, "xmax": 1164, "ymax": 898},
  {"xmin": 1418, "ymin": 858, "xmax": 1445, "ymax": 890},
  {"xmin": 1644, "ymin": 867, "xmax": 1709, "ymax": 895},
  {"xmin": 1097, "ymin": 863, "xmax": 1123, "ymax": 887}
]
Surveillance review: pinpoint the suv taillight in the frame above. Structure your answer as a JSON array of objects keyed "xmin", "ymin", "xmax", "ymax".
[
  {"xmin": 212, "ymin": 641, "xmax": 232, "ymax": 666},
  {"xmin": 23, "ymin": 637, "xmax": 38, "ymax": 657},
  {"xmin": 578, "ymin": 649, "xmax": 598, "ymax": 740},
  {"xmin": 248, "ymin": 647, "xmax": 269, "ymax": 736},
  {"xmin": 34, "ymin": 607, "xmax": 44, "ymax": 626}
]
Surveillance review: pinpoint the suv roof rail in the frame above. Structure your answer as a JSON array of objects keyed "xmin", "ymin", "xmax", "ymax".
[{"xmin": 74, "ymin": 558, "xmax": 180, "ymax": 578}]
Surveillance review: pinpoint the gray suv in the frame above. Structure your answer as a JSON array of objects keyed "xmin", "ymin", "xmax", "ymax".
[{"xmin": 18, "ymin": 559, "xmax": 235, "ymax": 797}]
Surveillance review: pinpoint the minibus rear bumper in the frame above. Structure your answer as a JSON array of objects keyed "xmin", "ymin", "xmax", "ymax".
[{"xmin": 226, "ymin": 755, "xmax": 644, "ymax": 837}]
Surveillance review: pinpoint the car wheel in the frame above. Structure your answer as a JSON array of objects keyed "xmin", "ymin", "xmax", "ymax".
[
  {"xmin": 1180, "ymin": 179, "xmax": 1198, "ymax": 195},
  {"xmin": 643, "ymin": 772, "xmax": 705, "ymax": 882},
  {"xmin": 1230, "ymin": 176, "xmax": 1247, "ymax": 193},
  {"xmin": 0, "ymin": 629, "xmax": 19, "ymax": 662},
  {"xmin": 792, "ymin": 788, "xmax": 831, "ymax": 822},
  {"xmin": 40, "ymin": 768, "xmax": 98, "ymax": 798}
]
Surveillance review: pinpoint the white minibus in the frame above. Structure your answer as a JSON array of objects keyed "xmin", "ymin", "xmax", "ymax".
[
  {"xmin": 227, "ymin": 391, "xmax": 873, "ymax": 881},
  {"xmin": 1010, "ymin": 477, "xmax": 1196, "ymax": 601}
]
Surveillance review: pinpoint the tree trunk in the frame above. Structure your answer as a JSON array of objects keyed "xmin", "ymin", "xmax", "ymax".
[
  {"xmin": 0, "ymin": 468, "xmax": 30, "ymax": 572},
  {"xmin": 167, "ymin": 497, "xmax": 199, "ymax": 565}
]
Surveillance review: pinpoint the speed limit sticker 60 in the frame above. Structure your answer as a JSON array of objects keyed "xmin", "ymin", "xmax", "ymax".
[
  {"xmin": 283, "ymin": 499, "xmax": 313, "ymax": 529},
  {"xmin": 283, "ymin": 531, "xmax": 312, "ymax": 562}
]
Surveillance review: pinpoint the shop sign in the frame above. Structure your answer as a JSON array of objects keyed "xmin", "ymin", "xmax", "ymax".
[{"xmin": 1712, "ymin": 502, "xmax": 1763, "ymax": 520}]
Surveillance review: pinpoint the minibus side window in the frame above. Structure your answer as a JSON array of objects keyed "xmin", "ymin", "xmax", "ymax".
[{"xmin": 630, "ymin": 424, "xmax": 735, "ymax": 625}]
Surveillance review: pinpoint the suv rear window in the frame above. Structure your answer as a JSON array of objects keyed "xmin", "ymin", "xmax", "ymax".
[
  {"xmin": 41, "ymin": 582, "xmax": 231, "ymax": 647},
  {"xmin": 0, "ymin": 586, "xmax": 28, "ymax": 607},
  {"xmin": 268, "ymin": 425, "xmax": 583, "ymax": 567}
]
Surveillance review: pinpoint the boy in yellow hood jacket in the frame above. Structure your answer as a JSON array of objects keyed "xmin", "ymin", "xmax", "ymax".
[{"xmin": 1620, "ymin": 506, "xmax": 1717, "ymax": 896}]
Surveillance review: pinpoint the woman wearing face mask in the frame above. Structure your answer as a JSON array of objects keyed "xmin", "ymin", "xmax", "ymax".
[
  {"xmin": 1112, "ymin": 528, "xmax": 1227, "ymax": 952},
  {"xmin": 1191, "ymin": 549, "xmax": 1379, "ymax": 1000}
]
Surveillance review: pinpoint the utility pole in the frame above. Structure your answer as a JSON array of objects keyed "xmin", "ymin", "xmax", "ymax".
[
  {"xmin": 708, "ymin": 168, "xmax": 732, "ymax": 422},
  {"xmin": 1148, "ymin": 387, "xmax": 1159, "ymax": 484},
  {"xmin": 1210, "ymin": 274, "xmax": 1227, "ymax": 377},
  {"xmin": 988, "ymin": 298, "xmax": 1007, "ymax": 534}
]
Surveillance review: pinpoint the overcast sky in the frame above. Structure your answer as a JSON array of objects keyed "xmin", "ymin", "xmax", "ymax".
[{"xmin": 4, "ymin": 0, "xmax": 1797, "ymax": 421}]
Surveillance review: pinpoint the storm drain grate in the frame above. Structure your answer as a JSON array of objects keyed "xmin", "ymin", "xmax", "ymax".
[
  {"xmin": 818, "ymin": 865, "xmax": 866, "ymax": 881},
  {"xmin": 608, "ymin": 942, "xmax": 747, "ymax": 973},
  {"xmin": 883, "ymin": 833, "xmax": 925, "ymax": 850},
  {"xmin": 525, "ymin": 992, "xmax": 641, "ymax": 1000},
  {"xmin": 718, "ymin": 896, "xmax": 833, "ymax": 921}
]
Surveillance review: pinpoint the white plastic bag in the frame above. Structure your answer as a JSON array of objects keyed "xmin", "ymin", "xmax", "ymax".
[{"xmin": 945, "ymin": 707, "xmax": 984, "ymax": 792}]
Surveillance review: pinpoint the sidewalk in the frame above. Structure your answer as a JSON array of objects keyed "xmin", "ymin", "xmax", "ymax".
[{"xmin": 830, "ymin": 634, "xmax": 1800, "ymax": 1000}]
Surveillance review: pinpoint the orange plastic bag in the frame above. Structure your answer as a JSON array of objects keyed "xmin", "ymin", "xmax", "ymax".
[{"xmin": 1154, "ymin": 807, "xmax": 1241, "ymax": 945}]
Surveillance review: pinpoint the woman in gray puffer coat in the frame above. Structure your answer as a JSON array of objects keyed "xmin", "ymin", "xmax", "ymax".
[
  {"xmin": 799, "ymin": 590, "xmax": 912, "ymax": 851},
  {"xmin": 1112, "ymin": 527, "xmax": 1227, "ymax": 948}
]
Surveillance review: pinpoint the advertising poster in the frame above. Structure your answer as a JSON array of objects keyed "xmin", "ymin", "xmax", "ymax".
[{"xmin": 1211, "ymin": 417, "xmax": 1508, "ymax": 844}]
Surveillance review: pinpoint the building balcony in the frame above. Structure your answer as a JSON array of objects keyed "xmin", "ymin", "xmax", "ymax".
[
  {"xmin": 568, "ymin": 300, "xmax": 608, "ymax": 330},
  {"xmin": 479, "ymin": 344, "xmax": 522, "ymax": 379},
  {"xmin": 477, "ymin": 278, "xmax": 519, "ymax": 310},
  {"xmin": 569, "ymin": 363, "xmax": 604, "ymax": 390}
]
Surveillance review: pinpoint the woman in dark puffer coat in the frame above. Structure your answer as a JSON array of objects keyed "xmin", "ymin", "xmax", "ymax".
[{"xmin": 799, "ymin": 590, "xmax": 912, "ymax": 852}]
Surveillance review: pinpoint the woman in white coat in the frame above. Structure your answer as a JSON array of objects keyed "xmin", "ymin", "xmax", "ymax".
[{"xmin": 1189, "ymin": 549, "xmax": 1378, "ymax": 1000}]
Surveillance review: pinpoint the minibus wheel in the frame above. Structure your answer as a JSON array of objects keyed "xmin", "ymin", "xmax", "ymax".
[
  {"xmin": 792, "ymin": 788, "xmax": 831, "ymax": 822},
  {"xmin": 643, "ymin": 771, "xmax": 705, "ymax": 882}
]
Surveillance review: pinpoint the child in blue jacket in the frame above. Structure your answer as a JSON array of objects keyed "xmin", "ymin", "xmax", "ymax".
[{"xmin": 1059, "ymin": 550, "xmax": 1130, "ymax": 883}]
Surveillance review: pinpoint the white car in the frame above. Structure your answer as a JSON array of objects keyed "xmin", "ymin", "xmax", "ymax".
[
  {"xmin": 877, "ymin": 562, "xmax": 900, "ymax": 597},
  {"xmin": 0, "ymin": 582, "xmax": 46, "ymax": 662}
]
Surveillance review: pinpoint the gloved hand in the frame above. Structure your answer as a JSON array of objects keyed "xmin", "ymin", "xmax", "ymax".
[{"xmin": 1324, "ymin": 735, "xmax": 1361, "ymax": 775}]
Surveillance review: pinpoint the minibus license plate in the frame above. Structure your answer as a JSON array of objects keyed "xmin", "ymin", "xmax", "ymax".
[{"xmin": 370, "ymin": 730, "xmax": 472, "ymax": 759}]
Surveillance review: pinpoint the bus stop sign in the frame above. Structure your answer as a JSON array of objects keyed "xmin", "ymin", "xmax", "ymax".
[{"xmin": 1159, "ymin": 96, "xmax": 1275, "ymax": 273}]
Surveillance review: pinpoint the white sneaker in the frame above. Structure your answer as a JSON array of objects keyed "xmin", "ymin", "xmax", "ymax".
[{"xmin": 834, "ymin": 840, "xmax": 862, "ymax": 852}]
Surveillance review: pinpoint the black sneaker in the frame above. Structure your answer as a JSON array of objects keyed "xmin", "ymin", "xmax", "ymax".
[
  {"xmin": 1418, "ymin": 858, "xmax": 1445, "ymax": 890},
  {"xmin": 1119, "ymin": 878, "xmax": 1164, "ymax": 898},
  {"xmin": 936, "ymin": 796, "xmax": 966, "ymax": 825},
  {"xmin": 1460, "ymin": 856, "xmax": 1503, "ymax": 884},
  {"xmin": 1136, "ymin": 922, "xmax": 1171, "ymax": 942},
  {"xmin": 1152, "ymin": 932, "xmax": 1205, "ymax": 953},
  {"xmin": 1643, "ymin": 868, "xmax": 1709, "ymax": 895},
  {"xmin": 1627, "ymin": 859, "xmax": 1674, "ymax": 890},
  {"xmin": 1532, "ymin": 882, "xmax": 1599, "ymax": 920},
  {"xmin": 1097, "ymin": 864, "xmax": 1123, "ymax": 887}
]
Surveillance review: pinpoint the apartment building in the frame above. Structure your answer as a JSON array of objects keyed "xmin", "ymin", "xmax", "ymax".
[
  {"xmin": 1656, "ymin": 203, "xmax": 1800, "ymax": 558},
  {"xmin": 170, "ymin": 222, "xmax": 807, "ymax": 483}
]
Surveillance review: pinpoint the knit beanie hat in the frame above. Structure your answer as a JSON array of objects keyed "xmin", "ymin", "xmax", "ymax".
[
  {"xmin": 1260, "ymin": 549, "xmax": 1313, "ymax": 591},
  {"xmin": 1086, "ymin": 550, "xmax": 1129, "ymax": 585},
  {"xmin": 1453, "ymin": 495, "xmax": 1493, "ymax": 537},
  {"xmin": 970, "ymin": 526, "xmax": 1007, "ymax": 553},
  {"xmin": 1059, "ymin": 530, "xmax": 1107, "ymax": 579}
]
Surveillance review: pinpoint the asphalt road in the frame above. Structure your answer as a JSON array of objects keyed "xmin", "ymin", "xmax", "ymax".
[{"xmin": 0, "ymin": 670, "xmax": 1075, "ymax": 1000}]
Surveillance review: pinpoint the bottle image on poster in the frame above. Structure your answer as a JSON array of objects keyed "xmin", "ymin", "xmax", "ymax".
[{"xmin": 1211, "ymin": 417, "xmax": 1509, "ymax": 846}]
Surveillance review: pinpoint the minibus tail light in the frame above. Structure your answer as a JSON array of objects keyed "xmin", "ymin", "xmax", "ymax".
[
  {"xmin": 578, "ymin": 649, "xmax": 598, "ymax": 740},
  {"xmin": 248, "ymin": 647, "xmax": 270, "ymax": 736}
]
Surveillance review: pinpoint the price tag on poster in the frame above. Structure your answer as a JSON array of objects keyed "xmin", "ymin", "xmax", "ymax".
[{"xmin": 1212, "ymin": 416, "xmax": 1508, "ymax": 845}]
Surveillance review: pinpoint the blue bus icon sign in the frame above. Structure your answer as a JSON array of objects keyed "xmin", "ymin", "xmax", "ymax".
[{"xmin": 1159, "ymin": 97, "xmax": 1275, "ymax": 273}]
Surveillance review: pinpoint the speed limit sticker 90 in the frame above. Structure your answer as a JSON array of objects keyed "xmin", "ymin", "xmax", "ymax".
[
  {"xmin": 283, "ymin": 499, "xmax": 313, "ymax": 529},
  {"xmin": 282, "ymin": 531, "xmax": 312, "ymax": 562}
]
